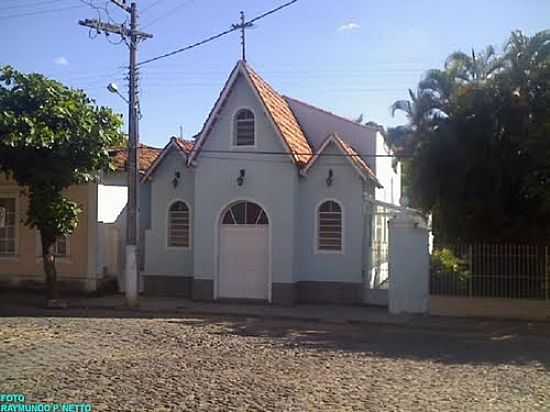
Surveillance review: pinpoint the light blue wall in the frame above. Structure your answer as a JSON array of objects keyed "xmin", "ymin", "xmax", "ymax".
[
  {"xmin": 193, "ymin": 73, "xmax": 298, "ymax": 288},
  {"xmin": 296, "ymin": 142, "xmax": 373, "ymax": 283},
  {"xmin": 141, "ymin": 70, "xmax": 376, "ymax": 291},
  {"xmin": 144, "ymin": 149, "xmax": 194, "ymax": 276}
]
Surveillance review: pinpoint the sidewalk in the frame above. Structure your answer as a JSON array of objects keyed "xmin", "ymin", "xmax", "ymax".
[{"xmin": 2, "ymin": 291, "xmax": 549, "ymax": 336}]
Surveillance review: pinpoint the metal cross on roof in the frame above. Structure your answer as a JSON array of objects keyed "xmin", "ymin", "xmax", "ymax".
[{"xmin": 232, "ymin": 11, "xmax": 254, "ymax": 62}]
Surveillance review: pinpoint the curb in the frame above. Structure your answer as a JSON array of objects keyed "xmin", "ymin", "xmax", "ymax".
[{"xmin": 56, "ymin": 303, "xmax": 510, "ymax": 335}]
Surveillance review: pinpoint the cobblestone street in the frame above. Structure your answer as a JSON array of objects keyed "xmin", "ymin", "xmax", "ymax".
[{"xmin": 1, "ymin": 311, "xmax": 549, "ymax": 411}]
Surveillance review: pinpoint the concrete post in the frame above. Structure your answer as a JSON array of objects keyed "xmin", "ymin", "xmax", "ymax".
[{"xmin": 388, "ymin": 211, "xmax": 430, "ymax": 314}]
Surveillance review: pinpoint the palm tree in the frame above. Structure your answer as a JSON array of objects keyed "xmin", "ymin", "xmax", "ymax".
[
  {"xmin": 388, "ymin": 68, "xmax": 455, "ymax": 146},
  {"xmin": 503, "ymin": 30, "xmax": 550, "ymax": 95},
  {"xmin": 445, "ymin": 46, "xmax": 504, "ymax": 83}
]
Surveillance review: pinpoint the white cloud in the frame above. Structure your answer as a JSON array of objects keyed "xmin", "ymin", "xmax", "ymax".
[
  {"xmin": 338, "ymin": 22, "xmax": 360, "ymax": 32},
  {"xmin": 54, "ymin": 56, "xmax": 69, "ymax": 66}
]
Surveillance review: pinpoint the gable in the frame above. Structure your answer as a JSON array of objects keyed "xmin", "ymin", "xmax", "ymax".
[
  {"xmin": 189, "ymin": 61, "xmax": 313, "ymax": 167},
  {"xmin": 141, "ymin": 137, "xmax": 192, "ymax": 181},
  {"xmin": 302, "ymin": 134, "xmax": 382, "ymax": 188}
]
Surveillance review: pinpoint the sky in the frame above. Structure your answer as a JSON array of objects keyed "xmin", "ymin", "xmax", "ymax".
[{"xmin": 1, "ymin": 0, "xmax": 549, "ymax": 148}]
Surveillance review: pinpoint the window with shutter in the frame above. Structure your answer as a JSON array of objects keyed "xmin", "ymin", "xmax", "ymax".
[
  {"xmin": 168, "ymin": 201, "xmax": 190, "ymax": 248},
  {"xmin": 317, "ymin": 201, "xmax": 342, "ymax": 252},
  {"xmin": 234, "ymin": 109, "xmax": 255, "ymax": 146},
  {"xmin": 0, "ymin": 197, "xmax": 16, "ymax": 256}
]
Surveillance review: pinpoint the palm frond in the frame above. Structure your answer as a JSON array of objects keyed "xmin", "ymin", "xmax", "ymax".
[{"xmin": 390, "ymin": 99, "xmax": 412, "ymax": 117}]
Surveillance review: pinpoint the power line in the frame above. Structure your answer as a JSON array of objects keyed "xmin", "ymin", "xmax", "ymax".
[
  {"xmin": 138, "ymin": 27, "xmax": 237, "ymax": 67},
  {"xmin": 197, "ymin": 149, "xmax": 409, "ymax": 158},
  {"xmin": 0, "ymin": 4, "xmax": 85, "ymax": 19},
  {"xmin": 141, "ymin": 0, "xmax": 168, "ymax": 14},
  {"xmin": 248, "ymin": 0, "xmax": 298, "ymax": 24},
  {"xmin": 141, "ymin": 0, "xmax": 188, "ymax": 27},
  {"xmin": 137, "ymin": 0, "xmax": 300, "ymax": 66},
  {"xmin": 0, "ymin": 0, "xmax": 73, "ymax": 11}
]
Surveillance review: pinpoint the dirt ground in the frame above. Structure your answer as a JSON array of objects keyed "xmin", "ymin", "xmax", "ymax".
[{"xmin": 1, "ymin": 308, "xmax": 549, "ymax": 411}]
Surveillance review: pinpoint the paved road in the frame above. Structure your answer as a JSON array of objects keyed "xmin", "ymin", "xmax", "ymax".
[{"xmin": 1, "ymin": 311, "xmax": 549, "ymax": 411}]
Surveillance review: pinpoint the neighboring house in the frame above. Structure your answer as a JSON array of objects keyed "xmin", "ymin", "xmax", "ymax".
[
  {"xmin": 139, "ymin": 60, "xmax": 401, "ymax": 304},
  {"xmin": 0, "ymin": 145, "xmax": 161, "ymax": 293},
  {"xmin": 0, "ymin": 173, "xmax": 100, "ymax": 292}
]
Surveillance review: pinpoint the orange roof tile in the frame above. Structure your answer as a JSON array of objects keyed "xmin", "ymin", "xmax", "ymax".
[
  {"xmin": 243, "ymin": 63, "xmax": 312, "ymax": 166},
  {"xmin": 333, "ymin": 136, "xmax": 379, "ymax": 183},
  {"xmin": 110, "ymin": 144, "xmax": 162, "ymax": 174},
  {"xmin": 173, "ymin": 137, "xmax": 194, "ymax": 154},
  {"xmin": 303, "ymin": 133, "xmax": 382, "ymax": 187}
]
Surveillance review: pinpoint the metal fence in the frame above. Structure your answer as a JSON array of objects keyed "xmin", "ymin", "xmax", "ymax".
[
  {"xmin": 371, "ymin": 241, "xmax": 389, "ymax": 289},
  {"xmin": 430, "ymin": 243, "xmax": 550, "ymax": 300}
]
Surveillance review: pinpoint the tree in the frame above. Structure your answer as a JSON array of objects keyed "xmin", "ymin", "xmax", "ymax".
[
  {"xmin": 389, "ymin": 30, "xmax": 550, "ymax": 243},
  {"xmin": 445, "ymin": 46, "xmax": 504, "ymax": 83},
  {"xmin": 0, "ymin": 66, "xmax": 123, "ymax": 302}
]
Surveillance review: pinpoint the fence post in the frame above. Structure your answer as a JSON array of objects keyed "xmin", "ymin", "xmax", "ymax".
[{"xmin": 468, "ymin": 244, "xmax": 473, "ymax": 298}]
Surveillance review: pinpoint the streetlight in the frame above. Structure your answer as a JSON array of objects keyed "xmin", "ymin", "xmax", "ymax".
[{"xmin": 107, "ymin": 82, "xmax": 129, "ymax": 104}]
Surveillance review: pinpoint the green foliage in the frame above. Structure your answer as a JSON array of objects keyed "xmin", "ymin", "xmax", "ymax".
[
  {"xmin": 431, "ymin": 248, "xmax": 470, "ymax": 282},
  {"xmin": 0, "ymin": 66, "xmax": 123, "ymax": 297},
  {"xmin": 389, "ymin": 30, "xmax": 550, "ymax": 243}
]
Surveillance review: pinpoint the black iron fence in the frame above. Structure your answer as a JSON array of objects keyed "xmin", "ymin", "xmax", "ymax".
[{"xmin": 430, "ymin": 244, "xmax": 550, "ymax": 300}]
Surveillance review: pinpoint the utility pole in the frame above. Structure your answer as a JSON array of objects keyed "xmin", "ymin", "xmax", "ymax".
[{"xmin": 79, "ymin": 1, "xmax": 152, "ymax": 307}]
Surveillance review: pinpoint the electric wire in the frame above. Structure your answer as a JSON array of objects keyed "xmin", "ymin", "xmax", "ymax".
[
  {"xmin": 195, "ymin": 149, "xmax": 409, "ymax": 158},
  {"xmin": 141, "ymin": 0, "xmax": 186, "ymax": 27},
  {"xmin": 137, "ymin": 0, "xmax": 300, "ymax": 66},
  {"xmin": 0, "ymin": 4, "xmax": 85, "ymax": 19},
  {"xmin": 141, "ymin": 0, "xmax": 168, "ymax": 14},
  {"xmin": 0, "ymin": 0, "xmax": 74, "ymax": 11}
]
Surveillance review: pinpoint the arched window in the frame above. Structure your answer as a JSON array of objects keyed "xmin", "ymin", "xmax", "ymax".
[
  {"xmin": 318, "ymin": 201, "xmax": 342, "ymax": 251},
  {"xmin": 168, "ymin": 201, "xmax": 190, "ymax": 247},
  {"xmin": 234, "ymin": 109, "xmax": 255, "ymax": 146},
  {"xmin": 222, "ymin": 201, "xmax": 268, "ymax": 225}
]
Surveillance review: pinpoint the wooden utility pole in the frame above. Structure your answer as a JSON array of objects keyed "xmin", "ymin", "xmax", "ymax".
[{"xmin": 79, "ymin": 1, "xmax": 152, "ymax": 307}]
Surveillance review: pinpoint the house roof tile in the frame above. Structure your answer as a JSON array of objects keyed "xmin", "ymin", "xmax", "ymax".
[
  {"xmin": 303, "ymin": 133, "xmax": 382, "ymax": 188},
  {"xmin": 244, "ymin": 63, "xmax": 312, "ymax": 166},
  {"xmin": 110, "ymin": 144, "xmax": 162, "ymax": 174},
  {"xmin": 173, "ymin": 137, "xmax": 194, "ymax": 154}
]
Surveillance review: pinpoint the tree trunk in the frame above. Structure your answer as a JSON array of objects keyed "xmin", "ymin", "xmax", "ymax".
[{"xmin": 41, "ymin": 231, "xmax": 58, "ymax": 301}]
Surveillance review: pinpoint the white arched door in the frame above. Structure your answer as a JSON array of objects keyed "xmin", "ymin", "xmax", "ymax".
[{"xmin": 219, "ymin": 201, "xmax": 269, "ymax": 300}]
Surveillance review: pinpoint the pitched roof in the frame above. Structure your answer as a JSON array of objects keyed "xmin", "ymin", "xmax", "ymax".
[
  {"xmin": 302, "ymin": 133, "xmax": 382, "ymax": 188},
  {"xmin": 141, "ymin": 137, "xmax": 194, "ymax": 181},
  {"xmin": 284, "ymin": 96, "xmax": 382, "ymax": 133},
  {"xmin": 243, "ymin": 63, "xmax": 312, "ymax": 166},
  {"xmin": 189, "ymin": 61, "xmax": 313, "ymax": 167},
  {"xmin": 110, "ymin": 144, "xmax": 162, "ymax": 174},
  {"xmin": 174, "ymin": 137, "xmax": 194, "ymax": 154}
]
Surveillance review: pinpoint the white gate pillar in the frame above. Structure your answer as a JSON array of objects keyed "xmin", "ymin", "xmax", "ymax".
[{"xmin": 388, "ymin": 212, "xmax": 430, "ymax": 314}]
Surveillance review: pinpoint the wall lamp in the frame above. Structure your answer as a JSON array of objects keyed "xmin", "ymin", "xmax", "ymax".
[
  {"xmin": 326, "ymin": 169, "xmax": 334, "ymax": 186},
  {"xmin": 237, "ymin": 169, "xmax": 246, "ymax": 186},
  {"xmin": 172, "ymin": 171, "xmax": 181, "ymax": 188}
]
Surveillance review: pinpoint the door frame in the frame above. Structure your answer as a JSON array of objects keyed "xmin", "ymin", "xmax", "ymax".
[{"xmin": 214, "ymin": 198, "xmax": 272, "ymax": 302}]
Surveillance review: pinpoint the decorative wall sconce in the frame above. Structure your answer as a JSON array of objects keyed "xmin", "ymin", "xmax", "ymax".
[
  {"xmin": 172, "ymin": 171, "xmax": 181, "ymax": 188},
  {"xmin": 326, "ymin": 169, "xmax": 334, "ymax": 186},
  {"xmin": 237, "ymin": 169, "xmax": 246, "ymax": 186}
]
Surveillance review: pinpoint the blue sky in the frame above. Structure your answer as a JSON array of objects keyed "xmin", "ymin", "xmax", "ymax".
[{"xmin": 1, "ymin": 0, "xmax": 549, "ymax": 148}]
